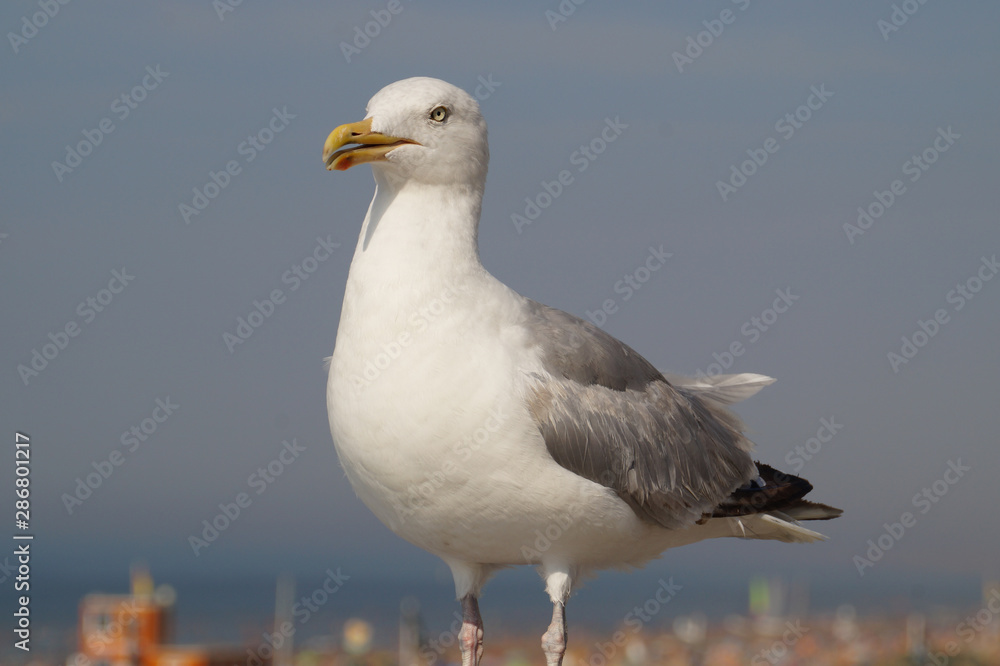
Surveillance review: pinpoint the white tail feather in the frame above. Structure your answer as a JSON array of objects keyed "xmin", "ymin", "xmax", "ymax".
[
  {"xmin": 726, "ymin": 513, "xmax": 828, "ymax": 544},
  {"xmin": 666, "ymin": 372, "xmax": 776, "ymax": 405}
]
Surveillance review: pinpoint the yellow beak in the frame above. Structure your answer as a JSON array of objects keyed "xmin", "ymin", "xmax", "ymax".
[{"xmin": 322, "ymin": 117, "xmax": 417, "ymax": 171}]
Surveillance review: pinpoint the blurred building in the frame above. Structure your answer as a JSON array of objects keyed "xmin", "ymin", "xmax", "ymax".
[{"xmin": 66, "ymin": 566, "xmax": 265, "ymax": 666}]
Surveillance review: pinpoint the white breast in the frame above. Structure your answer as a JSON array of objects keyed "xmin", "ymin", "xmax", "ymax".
[{"xmin": 325, "ymin": 182, "xmax": 722, "ymax": 569}]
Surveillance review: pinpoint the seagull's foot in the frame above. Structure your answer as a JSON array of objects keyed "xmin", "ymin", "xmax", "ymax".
[
  {"xmin": 459, "ymin": 594, "xmax": 484, "ymax": 666},
  {"xmin": 541, "ymin": 601, "xmax": 567, "ymax": 666}
]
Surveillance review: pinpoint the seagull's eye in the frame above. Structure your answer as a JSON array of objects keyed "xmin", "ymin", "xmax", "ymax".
[{"xmin": 429, "ymin": 106, "xmax": 449, "ymax": 123}]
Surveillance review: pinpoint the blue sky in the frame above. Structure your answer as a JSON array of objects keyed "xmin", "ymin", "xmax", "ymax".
[{"xmin": 2, "ymin": 0, "xmax": 999, "ymax": 618}]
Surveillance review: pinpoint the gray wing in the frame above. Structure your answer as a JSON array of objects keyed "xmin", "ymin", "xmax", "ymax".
[{"xmin": 520, "ymin": 300, "xmax": 758, "ymax": 530}]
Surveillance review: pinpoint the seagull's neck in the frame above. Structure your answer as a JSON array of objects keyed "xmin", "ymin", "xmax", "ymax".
[
  {"xmin": 348, "ymin": 175, "xmax": 486, "ymax": 293},
  {"xmin": 331, "ymin": 172, "xmax": 500, "ymax": 393}
]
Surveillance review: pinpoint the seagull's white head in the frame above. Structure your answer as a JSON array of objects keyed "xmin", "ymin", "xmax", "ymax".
[{"xmin": 323, "ymin": 77, "xmax": 488, "ymax": 189}]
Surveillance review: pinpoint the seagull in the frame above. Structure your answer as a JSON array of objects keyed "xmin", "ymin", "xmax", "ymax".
[{"xmin": 322, "ymin": 77, "xmax": 841, "ymax": 666}]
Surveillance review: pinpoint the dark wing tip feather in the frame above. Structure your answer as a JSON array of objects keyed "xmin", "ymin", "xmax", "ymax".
[{"xmin": 709, "ymin": 462, "xmax": 843, "ymax": 521}]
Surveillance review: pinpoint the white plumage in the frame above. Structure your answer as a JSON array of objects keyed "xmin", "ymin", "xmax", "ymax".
[{"xmin": 322, "ymin": 77, "xmax": 840, "ymax": 666}]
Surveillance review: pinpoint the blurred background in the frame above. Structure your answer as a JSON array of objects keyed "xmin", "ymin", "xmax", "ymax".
[{"xmin": 2, "ymin": 1, "xmax": 998, "ymax": 664}]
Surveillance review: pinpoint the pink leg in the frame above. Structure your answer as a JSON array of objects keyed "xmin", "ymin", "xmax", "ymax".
[
  {"xmin": 459, "ymin": 594, "xmax": 484, "ymax": 666},
  {"xmin": 541, "ymin": 601, "xmax": 567, "ymax": 666}
]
